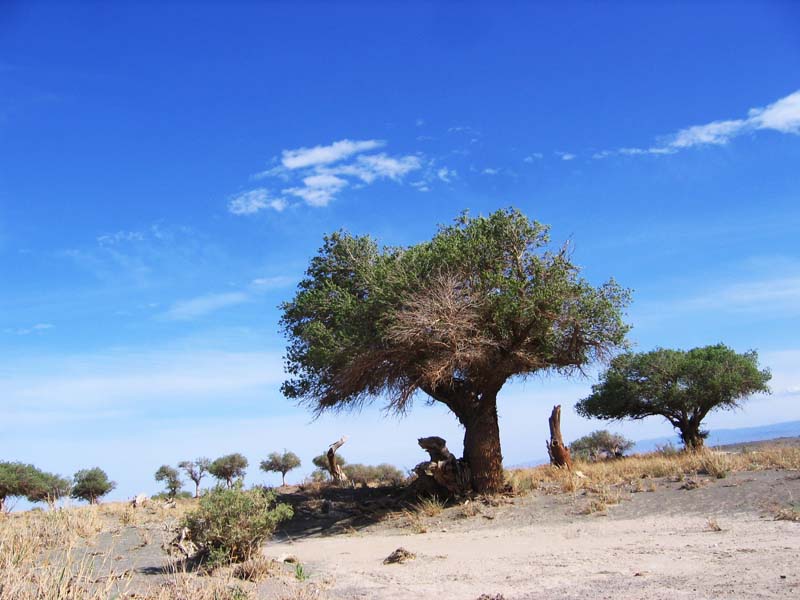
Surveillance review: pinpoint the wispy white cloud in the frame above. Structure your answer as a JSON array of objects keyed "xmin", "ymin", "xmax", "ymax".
[
  {"xmin": 437, "ymin": 166, "xmax": 456, "ymax": 182},
  {"xmin": 250, "ymin": 275, "xmax": 295, "ymax": 289},
  {"xmin": 228, "ymin": 189, "xmax": 287, "ymax": 215},
  {"xmin": 233, "ymin": 139, "xmax": 430, "ymax": 211},
  {"xmin": 684, "ymin": 276, "xmax": 800, "ymax": 315},
  {"xmin": 523, "ymin": 153, "xmax": 543, "ymax": 163},
  {"xmin": 5, "ymin": 323, "xmax": 54, "ymax": 335},
  {"xmin": 556, "ymin": 151, "xmax": 576, "ymax": 161},
  {"xmin": 163, "ymin": 292, "xmax": 250, "ymax": 320},
  {"xmin": 596, "ymin": 89, "xmax": 800, "ymax": 158},
  {"xmin": 281, "ymin": 139, "xmax": 384, "ymax": 169},
  {"xmin": 97, "ymin": 231, "xmax": 146, "ymax": 245},
  {"xmin": 482, "ymin": 167, "xmax": 500, "ymax": 175}
]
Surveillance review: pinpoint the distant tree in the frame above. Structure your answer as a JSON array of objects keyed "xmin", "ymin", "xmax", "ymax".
[
  {"xmin": 178, "ymin": 458, "xmax": 211, "ymax": 498},
  {"xmin": 576, "ymin": 344, "xmax": 772, "ymax": 450},
  {"xmin": 259, "ymin": 451, "xmax": 302, "ymax": 486},
  {"xmin": 209, "ymin": 453, "xmax": 248, "ymax": 488},
  {"xmin": 26, "ymin": 471, "xmax": 72, "ymax": 506},
  {"xmin": 154, "ymin": 465, "xmax": 183, "ymax": 498},
  {"xmin": 569, "ymin": 430, "xmax": 634, "ymax": 461},
  {"xmin": 71, "ymin": 468, "xmax": 116, "ymax": 504},
  {"xmin": 310, "ymin": 453, "xmax": 346, "ymax": 481},
  {"xmin": 280, "ymin": 208, "xmax": 630, "ymax": 493},
  {"xmin": 342, "ymin": 463, "xmax": 405, "ymax": 486},
  {"xmin": 0, "ymin": 462, "xmax": 44, "ymax": 512}
]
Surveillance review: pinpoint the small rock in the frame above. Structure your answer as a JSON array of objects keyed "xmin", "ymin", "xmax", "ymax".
[
  {"xmin": 278, "ymin": 553, "xmax": 299, "ymax": 564},
  {"xmin": 383, "ymin": 547, "xmax": 416, "ymax": 565}
]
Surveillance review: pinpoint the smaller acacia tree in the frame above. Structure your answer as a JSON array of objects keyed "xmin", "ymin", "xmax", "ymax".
[
  {"xmin": 155, "ymin": 465, "xmax": 183, "ymax": 498},
  {"xmin": 570, "ymin": 430, "xmax": 634, "ymax": 461},
  {"xmin": 0, "ymin": 462, "xmax": 61, "ymax": 511},
  {"xmin": 260, "ymin": 451, "xmax": 301, "ymax": 486},
  {"xmin": 71, "ymin": 468, "xmax": 115, "ymax": 504},
  {"xmin": 576, "ymin": 344, "xmax": 771, "ymax": 450},
  {"xmin": 178, "ymin": 457, "xmax": 211, "ymax": 498},
  {"xmin": 209, "ymin": 453, "xmax": 248, "ymax": 488},
  {"xmin": 311, "ymin": 453, "xmax": 345, "ymax": 481}
]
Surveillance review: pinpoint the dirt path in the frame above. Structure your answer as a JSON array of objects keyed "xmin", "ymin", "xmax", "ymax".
[{"xmin": 267, "ymin": 471, "xmax": 800, "ymax": 599}]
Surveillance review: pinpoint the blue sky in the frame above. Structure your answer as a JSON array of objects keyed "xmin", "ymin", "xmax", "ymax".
[{"xmin": 1, "ymin": 1, "xmax": 800, "ymax": 502}]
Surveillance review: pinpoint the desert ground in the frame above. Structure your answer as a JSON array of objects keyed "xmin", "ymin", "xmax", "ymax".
[{"xmin": 2, "ymin": 443, "xmax": 798, "ymax": 600}]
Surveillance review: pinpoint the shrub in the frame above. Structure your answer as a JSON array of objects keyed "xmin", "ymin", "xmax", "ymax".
[
  {"xmin": 570, "ymin": 430, "xmax": 635, "ymax": 461},
  {"xmin": 181, "ymin": 486, "xmax": 293, "ymax": 567},
  {"xmin": 342, "ymin": 463, "xmax": 406, "ymax": 486}
]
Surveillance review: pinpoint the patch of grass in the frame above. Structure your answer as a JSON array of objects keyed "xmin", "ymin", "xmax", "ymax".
[
  {"xmin": 414, "ymin": 495, "xmax": 446, "ymax": 517},
  {"xmin": 233, "ymin": 556, "xmax": 277, "ymax": 582},
  {"xmin": 294, "ymin": 562, "xmax": 309, "ymax": 581}
]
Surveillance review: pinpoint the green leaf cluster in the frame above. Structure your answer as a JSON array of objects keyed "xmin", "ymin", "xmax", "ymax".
[
  {"xmin": 70, "ymin": 467, "xmax": 115, "ymax": 504},
  {"xmin": 569, "ymin": 430, "xmax": 635, "ymax": 460},
  {"xmin": 209, "ymin": 453, "xmax": 249, "ymax": 488},
  {"xmin": 281, "ymin": 208, "xmax": 631, "ymax": 414}
]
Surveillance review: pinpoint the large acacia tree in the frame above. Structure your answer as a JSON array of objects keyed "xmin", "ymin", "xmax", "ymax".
[
  {"xmin": 281, "ymin": 209, "xmax": 630, "ymax": 492},
  {"xmin": 575, "ymin": 344, "xmax": 771, "ymax": 449}
]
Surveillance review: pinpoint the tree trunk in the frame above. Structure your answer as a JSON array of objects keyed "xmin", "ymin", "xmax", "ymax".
[
  {"xmin": 281, "ymin": 473, "xmax": 287, "ymax": 486},
  {"xmin": 194, "ymin": 482, "xmax": 200, "ymax": 498},
  {"xmin": 413, "ymin": 436, "xmax": 471, "ymax": 497},
  {"xmin": 679, "ymin": 425, "xmax": 705, "ymax": 451},
  {"xmin": 462, "ymin": 399, "xmax": 504, "ymax": 493},
  {"xmin": 546, "ymin": 405, "xmax": 573, "ymax": 469}
]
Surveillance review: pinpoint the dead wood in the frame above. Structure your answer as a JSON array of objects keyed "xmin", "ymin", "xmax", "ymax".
[
  {"xmin": 546, "ymin": 405, "xmax": 573, "ymax": 469},
  {"xmin": 412, "ymin": 436, "xmax": 471, "ymax": 497},
  {"xmin": 327, "ymin": 436, "xmax": 349, "ymax": 484}
]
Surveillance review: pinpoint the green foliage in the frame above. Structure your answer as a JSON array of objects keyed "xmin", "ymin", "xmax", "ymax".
[
  {"xmin": 294, "ymin": 563, "xmax": 308, "ymax": 581},
  {"xmin": 576, "ymin": 344, "xmax": 771, "ymax": 449},
  {"xmin": 152, "ymin": 490, "xmax": 193, "ymax": 500},
  {"xmin": 0, "ymin": 462, "xmax": 71, "ymax": 509},
  {"xmin": 280, "ymin": 208, "xmax": 630, "ymax": 492},
  {"xmin": 342, "ymin": 463, "xmax": 406, "ymax": 486},
  {"xmin": 281, "ymin": 208, "xmax": 631, "ymax": 413},
  {"xmin": 209, "ymin": 454, "xmax": 248, "ymax": 488},
  {"xmin": 259, "ymin": 451, "xmax": 302, "ymax": 485},
  {"xmin": 154, "ymin": 465, "xmax": 184, "ymax": 498},
  {"xmin": 311, "ymin": 453, "xmax": 345, "ymax": 470},
  {"xmin": 25, "ymin": 471, "xmax": 72, "ymax": 505},
  {"xmin": 570, "ymin": 430, "xmax": 635, "ymax": 461},
  {"xmin": 181, "ymin": 486, "xmax": 293, "ymax": 567},
  {"xmin": 70, "ymin": 467, "xmax": 115, "ymax": 504}
]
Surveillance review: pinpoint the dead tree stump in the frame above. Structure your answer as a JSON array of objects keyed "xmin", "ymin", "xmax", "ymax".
[
  {"xmin": 546, "ymin": 405, "xmax": 573, "ymax": 469},
  {"xmin": 412, "ymin": 436, "xmax": 471, "ymax": 497},
  {"xmin": 326, "ymin": 436, "xmax": 348, "ymax": 484}
]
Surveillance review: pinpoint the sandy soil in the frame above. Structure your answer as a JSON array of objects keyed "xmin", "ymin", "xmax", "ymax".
[{"xmin": 267, "ymin": 470, "xmax": 800, "ymax": 599}]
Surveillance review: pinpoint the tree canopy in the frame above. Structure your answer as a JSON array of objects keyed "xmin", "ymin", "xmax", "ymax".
[
  {"xmin": 281, "ymin": 208, "xmax": 630, "ymax": 492},
  {"xmin": 260, "ymin": 451, "xmax": 302, "ymax": 486},
  {"xmin": 575, "ymin": 344, "xmax": 771, "ymax": 449},
  {"xmin": 71, "ymin": 467, "xmax": 115, "ymax": 504},
  {"xmin": 155, "ymin": 465, "xmax": 183, "ymax": 498},
  {"xmin": 570, "ymin": 430, "xmax": 634, "ymax": 461},
  {"xmin": 209, "ymin": 454, "xmax": 248, "ymax": 488},
  {"xmin": 179, "ymin": 457, "xmax": 211, "ymax": 498}
]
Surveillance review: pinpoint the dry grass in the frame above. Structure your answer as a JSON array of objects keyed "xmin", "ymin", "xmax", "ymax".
[
  {"xmin": 0, "ymin": 502, "xmax": 322, "ymax": 600},
  {"xmin": 507, "ymin": 446, "xmax": 800, "ymax": 497},
  {"xmin": 774, "ymin": 503, "xmax": 800, "ymax": 522}
]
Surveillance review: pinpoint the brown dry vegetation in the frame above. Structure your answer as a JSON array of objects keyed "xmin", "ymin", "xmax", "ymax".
[{"xmin": 505, "ymin": 445, "xmax": 800, "ymax": 497}]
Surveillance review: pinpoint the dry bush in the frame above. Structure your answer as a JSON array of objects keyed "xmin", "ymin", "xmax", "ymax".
[
  {"xmin": 413, "ymin": 495, "xmax": 446, "ymax": 517},
  {"xmin": 774, "ymin": 503, "xmax": 800, "ymax": 522}
]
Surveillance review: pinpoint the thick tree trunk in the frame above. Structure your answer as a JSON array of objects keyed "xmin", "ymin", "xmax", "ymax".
[
  {"xmin": 546, "ymin": 405, "xmax": 573, "ymax": 469},
  {"xmin": 680, "ymin": 426, "xmax": 705, "ymax": 451},
  {"xmin": 413, "ymin": 436, "xmax": 471, "ymax": 497},
  {"xmin": 462, "ymin": 399, "xmax": 504, "ymax": 493},
  {"xmin": 194, "ymin": 482, "xmax": 200, "ymax": 498}
]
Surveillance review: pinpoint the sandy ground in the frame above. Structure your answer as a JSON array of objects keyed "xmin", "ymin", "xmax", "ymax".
[{"xmin": 267, "ymin": 470, "xmax": 800, "ymax": 599}]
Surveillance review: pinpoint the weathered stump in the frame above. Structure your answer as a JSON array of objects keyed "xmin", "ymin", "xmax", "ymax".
[
  {"xmin": 412, "ymin": 436, "xmax": 471, "ymax": 497},
  {"xmin": 326, "ymin": 436, "xmax": 348, "ymax": 484},
  {"xmin": 545, "ymin": 405, "xmax": 573, "ymax": 469}
]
